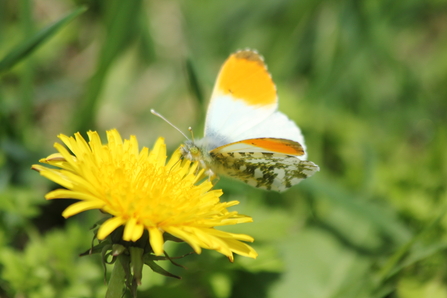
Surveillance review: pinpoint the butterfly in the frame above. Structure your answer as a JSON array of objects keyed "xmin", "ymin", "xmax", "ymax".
[{"xmin": 161, "ymin": 50, "xmax": 319, "ymax": 192}]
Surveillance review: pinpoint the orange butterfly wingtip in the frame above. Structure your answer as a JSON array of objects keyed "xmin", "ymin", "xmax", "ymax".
[{"xmin": 213, "ymin": 50, "xmax": 277, "ymax": 107}]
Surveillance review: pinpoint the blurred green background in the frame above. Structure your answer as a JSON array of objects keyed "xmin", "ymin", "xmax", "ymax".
[{"xmin": 1, "ymin": 0, "xmax": 447, "ymax": 297}]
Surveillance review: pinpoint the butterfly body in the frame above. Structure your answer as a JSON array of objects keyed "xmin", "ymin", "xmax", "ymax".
[{"xmin": 180, "ymin": 50, "xmax": 319, "ymax": 192}]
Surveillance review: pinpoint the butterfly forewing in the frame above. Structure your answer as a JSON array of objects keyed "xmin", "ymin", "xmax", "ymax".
[
  {"xmin": 204, "ymin": 50, "xmax": 278, "ymax": 146},
  {"xmin": 214, "ymin": 138, "xmax": 305, "ymax": 155}
]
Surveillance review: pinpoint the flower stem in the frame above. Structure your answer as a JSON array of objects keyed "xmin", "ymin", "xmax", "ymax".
[{"xmin": 106, "ymin": 255, "xmax": 126, "ymax": 298}]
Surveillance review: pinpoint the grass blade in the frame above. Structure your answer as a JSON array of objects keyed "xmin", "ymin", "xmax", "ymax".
[
  {"xmin": 0, "ymin": 6, "xmax": 87, "ymax": 73},
  {"xmin": 72, "ymin": 0, "xmax": 143, "ymax": 133}
]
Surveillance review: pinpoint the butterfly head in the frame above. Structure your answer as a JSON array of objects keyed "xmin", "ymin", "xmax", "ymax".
[
  {"xmin": 181, "ymin": 139, "xmax": 218, "ymax": 181},
  {"xmin": 180, "ymin": 140, "xmax": 203, "ymax": 162}
]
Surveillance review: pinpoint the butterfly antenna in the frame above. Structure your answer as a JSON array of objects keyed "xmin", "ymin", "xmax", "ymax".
[
  {"xmin": 188, "ymin": 127, "xmax": 195, "ymax": 142},
  {"xmin": 151, "ymin": 109, "xmax": 190, "ymax": 140}
]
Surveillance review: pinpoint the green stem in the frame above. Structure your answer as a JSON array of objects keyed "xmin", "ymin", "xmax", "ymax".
[{"xmin": 106, "ymin": 255, "xmax": 126, "ymax": 298}]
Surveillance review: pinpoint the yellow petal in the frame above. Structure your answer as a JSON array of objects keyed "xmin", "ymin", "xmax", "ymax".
[
  {"xmin": 53, "ymin": 143, "xmax": 79, "ymax": 172},
  {"xmin": 123, "ymin": 217, "xmax": 137, "ymax": 241},
  {"xmin": 97, "ymin": 216, "xmax": 126, "ymax": 240},
  {"xmin": 62, "ymin": 200, "xmax": 105, "ymax": 218},
  {"xmin": 131, "ymin": 223, "xmax": 144, "ymax": 242},
  {"xmin": 57, "ymin": 134, "xmax": 74, "ymax": 152},
  {"xmin": 206, "ymin": 229, "xmax": 254, "ymax": 242},
  {"xmin": 148, "ymin": 137, "xmax": 166, "ymax": 166},
  {"xmin": 148, "ymin": 227, "xmax": 164, "ymax": 255},
  {"xmin": 87, "ymin": 131, "xmax": 103, "ymax": 157},
  {"xmin": 45, "ymin": 189, "xmax": 100, "ymax": 201},
  {"xmin": 73, "ymin": 132, "xmax": 92, "ymax": 156},
  {"xmin": 164, "ymin": 226, "xmax": 202, "ymax": 255},
  {"xmin": 37, "ymin": 167, "xmax": 75, "ymax": 189},
  {"xmin": 165, "ymin": 149, "xmax": 181, "ymax": 170},
  {"xmin": 224, "ymin": 238, "xmax": 258, "ymax": 259}
]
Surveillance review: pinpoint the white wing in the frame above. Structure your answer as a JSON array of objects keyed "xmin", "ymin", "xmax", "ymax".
[
  {"xmin": 204, "ymin": 94, "xmax": 276, "ymax": 147},
  {"xmin": 204, "ymin": 101, "xmax": 307, "ymax": 160},
  {"xmin": 229, "ymin": 110, "xmax": 307, "ymax": 159}
]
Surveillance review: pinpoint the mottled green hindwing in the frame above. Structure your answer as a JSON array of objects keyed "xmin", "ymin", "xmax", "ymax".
[{"xmin": 210, "ymin": 151, "xmax": 319, "ymax": 192}]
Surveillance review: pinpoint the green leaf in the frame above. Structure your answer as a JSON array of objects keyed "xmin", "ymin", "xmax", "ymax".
[{"xmin": 0, "ymin": 6, "xmax": 87, "ymax": 73}]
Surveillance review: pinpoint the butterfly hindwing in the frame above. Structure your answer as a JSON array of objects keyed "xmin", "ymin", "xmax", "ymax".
[{"xmin": 209, "ymin": 150, "xmax": 319, "ymax": 192}]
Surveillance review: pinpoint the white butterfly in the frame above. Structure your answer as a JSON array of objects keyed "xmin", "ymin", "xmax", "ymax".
[{"xmin": 158, "ymin": 50, "xmax": 319, "ymax": 192}]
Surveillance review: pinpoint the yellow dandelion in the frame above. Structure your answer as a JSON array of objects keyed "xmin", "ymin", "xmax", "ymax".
[{"xmin": 32, "ymin": 129, "xmax": 257, "ymax": 261}]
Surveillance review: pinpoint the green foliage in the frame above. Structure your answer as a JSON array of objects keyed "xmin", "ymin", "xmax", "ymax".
[
  {"xmin": 1, "ymin": 0, "xmax": 447, "ymax": 297},
  {"xmin": 0, "ymin": 223, "xmax": 106, "ymax": 298}
]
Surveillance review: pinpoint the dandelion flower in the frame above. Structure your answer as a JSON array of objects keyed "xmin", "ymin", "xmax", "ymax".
[{"xmin": 32, "ymin": 129, "xmax": 257, "ymax": 261}]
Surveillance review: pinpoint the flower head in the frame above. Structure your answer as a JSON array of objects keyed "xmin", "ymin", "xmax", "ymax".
[{"xmin": 32, "ymin": 129, "xmax": 257, "ymax": 261}]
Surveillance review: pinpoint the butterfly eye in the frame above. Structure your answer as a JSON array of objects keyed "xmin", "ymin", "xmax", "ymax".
[{"xmin": 190, "ymin": 146, "xmax": 200, "ymax": 155}]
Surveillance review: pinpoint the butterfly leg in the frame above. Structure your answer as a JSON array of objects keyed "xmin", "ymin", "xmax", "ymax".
[
  {"xmin": 203, "ymin": 168, "xmax": 218, "ymax": 184},
  {"xmin": 209, "ymin": 172, "xmax": 220, "ymax": 186}
]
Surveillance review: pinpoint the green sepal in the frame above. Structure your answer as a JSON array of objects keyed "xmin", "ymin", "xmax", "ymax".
[
  {"xmin": 164, "ymin": 250, "xmax": 193, "ymax": 268},
  {"xmin": 143, "ymin": 256, "xmax": 181, "ymax": 280},
  {"xmin": 111, "ymin": 244, "xmax": 126, "ymax": 257},
  {"xmin": 79, "ymin": 241, "xmax": 111, "ymax": 257},
  {"xmin": 163, "ymin": 233, "xmax": 184, "ymax": 243}
]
